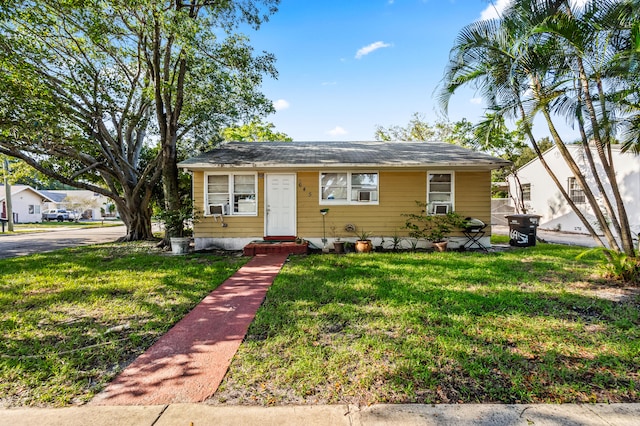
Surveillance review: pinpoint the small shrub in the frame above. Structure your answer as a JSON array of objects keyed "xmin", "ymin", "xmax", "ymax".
[
  {"xmin": 577, "ymin": 248, "xmax": 640, "ymax": 284},
  {"xmin": 402, "ymin": 201, "xmax": 467, "ymax": 243}
]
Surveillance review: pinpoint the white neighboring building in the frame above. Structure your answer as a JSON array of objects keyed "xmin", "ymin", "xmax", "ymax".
[
  {"xmin": 1, "ymin": 186, "xmax": 116, "ymax": 222},
  {"xmin": 0, "ymin": 185, "xmax": 55, "ymax": 223},
  {"xmin": 41, "ymin": 189, "xmax": 114, "ymax": 220},
  {"xmin": 507, "ymin": 144, "xmax": 640, "ymax": 235}
]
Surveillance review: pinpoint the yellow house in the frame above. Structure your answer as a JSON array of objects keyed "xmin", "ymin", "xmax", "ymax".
[{"xmin": 179, "ymin": 141, "xmax": 510, "ymax": 251}]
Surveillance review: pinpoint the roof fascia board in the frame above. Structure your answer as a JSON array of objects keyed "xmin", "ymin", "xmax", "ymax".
[{"xmin": 180, "ymin": 163, "xmax": 508, "ymax": 171}]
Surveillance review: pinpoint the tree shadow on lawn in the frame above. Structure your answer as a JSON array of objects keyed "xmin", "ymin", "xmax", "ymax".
[
  {"xmin": 234, "ymin": 250, "xmax": 640, "ymax": 404},
  {"xmin": 0, "ymin": 245, "xmax": 247, "ymax": 406}
]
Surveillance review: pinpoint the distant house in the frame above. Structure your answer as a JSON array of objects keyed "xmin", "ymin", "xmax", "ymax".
[
  {"xmin": 506, "ymin": 144, "xmax": 640, "ymax": 235},
  {"xmin": 0, "ymin": 185, "xmax": 55, "ymax": 223},
  {"xmin": 0, "ymin": 186, "xmax": 116, "ymax": 222},
  {"xmin": 41, "ymin": 189, "xmax": 115, "ymax": 220},
  {"xmin": 179, "ymin": 141, "xmax": 510, "ymax": 251}
]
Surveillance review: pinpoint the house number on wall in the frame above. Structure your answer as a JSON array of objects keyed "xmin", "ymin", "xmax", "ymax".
[{"xmin": 297, "ymin": 180, "xmax": 312, "ymax": 197}]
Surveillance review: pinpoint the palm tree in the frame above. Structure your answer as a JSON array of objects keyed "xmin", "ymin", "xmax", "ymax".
[
  {"xmin": 439, "ymin": 0, "xmax": 638, "ymax": 256},
  {"xmin": 601, "ymin": 0, "xmax": 640, "ymax": 154},
  {"xmin": 529, "ymin": 0, "xmax": 635, "ymax": 255},
  {"xmin": 437, "ymin": 5, "xmax": 608, "ymax": 247}
]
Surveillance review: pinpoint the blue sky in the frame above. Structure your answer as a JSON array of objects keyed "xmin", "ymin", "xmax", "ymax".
[{"xmin": 246, "ymin": 0, "xmax": 511, "ymax": 141}]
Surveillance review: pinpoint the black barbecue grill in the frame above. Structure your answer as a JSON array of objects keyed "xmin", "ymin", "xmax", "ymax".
[{"xmin": 463, "ymin": 217, "xmax": 488, "ymax": 251}]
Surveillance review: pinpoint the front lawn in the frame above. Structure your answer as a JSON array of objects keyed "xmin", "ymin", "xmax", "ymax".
[
  {"xmin": 0, "ymin": 242, "xmax": 247, "ymax": 407},
  {"xmin": 211, "ymin": 244, "xmax": 639, "ymax": 405}
]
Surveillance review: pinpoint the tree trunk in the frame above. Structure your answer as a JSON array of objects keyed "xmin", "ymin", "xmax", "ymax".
[
  {"xmin": 540, "ymin": 106, "xmax": 620, "ymax": 250},
  {"xmin": 510, "ymin": 170, "xmax": 528, "ymax": 214},
  {"xmin": 517, "ymin": 102, "xmax": 607, "ymax": 247},
  {"xmin": 118, "ymin": 208, "xmax": 154, "ymax": 241},
  {"xmin": 161, "ymin": 134, "xmax": 182, "ymax": 238},
  {"xmin": 115, "ymin": 188, "xmax": 155, "ymax": 241},
  {"xmin": 575, "ymin": 57, "xmax": 635, "ymax": 255}
]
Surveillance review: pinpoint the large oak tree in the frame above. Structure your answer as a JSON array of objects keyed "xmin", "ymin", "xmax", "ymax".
[{"xmin": 0, "ymin": 0, "xmax": 278, "ymax": 240}]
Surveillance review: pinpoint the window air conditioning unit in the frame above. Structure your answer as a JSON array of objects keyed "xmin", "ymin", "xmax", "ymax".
[
  {"xmin": 209, "ymin": 204, "xmax": 226, "ymax": 223},
  {"xmin": 358, "ymin": 191, "xmax": 372, "ymax": 202},
  {"xmin": 433, "ymin": 204, "xmax": 449, "ymax": 214},
  {"xmin": 209, "ymin": 204, "xmax": 224, "ymax": 215}
]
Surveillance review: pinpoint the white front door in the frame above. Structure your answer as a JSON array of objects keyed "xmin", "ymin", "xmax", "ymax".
[{"xmin": 265, "ymin": 174, "xmax": 296, "ymax": 237}]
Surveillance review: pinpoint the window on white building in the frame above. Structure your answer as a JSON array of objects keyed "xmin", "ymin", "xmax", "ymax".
[
  {"xmin": 521, "ymin": 183, "xmax": 531, "ymax": 201},
  {"xmin": 568, "ymin": 177, "xmax": 585, "ymax": 204}
]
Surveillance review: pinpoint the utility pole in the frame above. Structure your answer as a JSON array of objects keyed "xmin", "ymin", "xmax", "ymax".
[{"xmin": 3, "ymin": 159, "xmax": 13, "ymax": 231}]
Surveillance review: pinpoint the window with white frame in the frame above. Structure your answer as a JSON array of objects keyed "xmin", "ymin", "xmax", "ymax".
[
  {"xmin": 28, "ymin": 205, "xmax": 41, "ymax": 214},
  {"xmin": 320, "ymin": 172, "xmax": 378, "ymax": 204},
  {"xmin": 205, "ymin": 173, "xmax": 257, "ymax": 216},
  {"xmin": 521, "ymin": 183, "xmax": 531, "ymax": 201},
  {"xmin": 568, "ymin": 177, "xmax": 585, "ymax": 203},
  {"xmin": 427, "ymin": 172, "xmax": 453, "ymax": 214}
]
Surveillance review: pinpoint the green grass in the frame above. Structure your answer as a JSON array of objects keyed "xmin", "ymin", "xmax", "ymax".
[
  {"xmin": 2, "ymin": 240, "xmax": 638, "ymax": 408},
  {"xmin": 0, "ymin": 242, "xmax": 247, "ymax": 407},
  {"xmin": 212, "ymin": 243, "xmax": 640, "ymax": 405}
]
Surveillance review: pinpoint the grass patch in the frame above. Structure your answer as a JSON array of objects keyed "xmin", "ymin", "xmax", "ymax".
[
  {"xmin": 0, "ymin": 242, "xmax": 247, "ymax": 407},
  {"xmin": 490, "ymin": 234, "xmax": 510, "ymax": 245},
  {"xmin": 13, "ymin": 220, "xmax": 123, "ymax": 232},
  {"xmin": 212, "ymin": 244, "xmax": 640, "ymax": 405}
]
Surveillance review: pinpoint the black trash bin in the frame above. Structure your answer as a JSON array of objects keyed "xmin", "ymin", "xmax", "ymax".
[{"xmin": 505, "ymin": 214, "xmax": 541, "ymax": 247}]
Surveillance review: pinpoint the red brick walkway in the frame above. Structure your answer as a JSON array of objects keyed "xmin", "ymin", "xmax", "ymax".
[{"xmin": 90, "ymin": 254, "xmax": 289, "ymax": 406}]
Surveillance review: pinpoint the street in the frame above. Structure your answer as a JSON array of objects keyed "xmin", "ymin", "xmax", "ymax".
[{"xmin": 0, "ymin": 225, "xmax": 127, "ymax": 259}]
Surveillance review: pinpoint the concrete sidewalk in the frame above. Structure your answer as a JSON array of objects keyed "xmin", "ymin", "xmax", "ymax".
[{"xmin": 2, "ymin": 403, "xmax": 639, "ymax": 425}]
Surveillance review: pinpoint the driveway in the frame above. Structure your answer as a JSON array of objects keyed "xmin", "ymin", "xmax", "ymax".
[
  {"xmin": 493, "ymin": 225, "xmax": 601, "ymax": 248},
  {"xmin": 0, "ymin": 225, "xmax": 127, "ymax": 259}
]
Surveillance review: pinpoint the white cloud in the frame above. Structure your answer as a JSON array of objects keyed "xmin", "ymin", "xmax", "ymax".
[
  {"xmin": 322, "ymin": 81, "xmax": 337, "ymax": 86},
  {"xmin": 355, "ymin": 41, "xmax": 392, "ymax": 59},
  {"xmin": 327, "ymin": 126, "xmax": 348, "ymax": 136},
  {"xmin": 480, "ymin": 0, "xmax": 589, "ymax": 20},
  {"xmin": 273, "ymin": 99, "xmax": 290, "ymax": 111},
  {"xmin": 479, "ymin": 0, "xmax": 511, "ymax": 20},
  {"xmin": 470, "ymin": 97, "xmax": 483, "ymax": 105}
]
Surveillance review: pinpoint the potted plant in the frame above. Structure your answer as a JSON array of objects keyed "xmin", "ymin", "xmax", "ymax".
[
  {"xmin": 403, "ymin": 202, "xmax": 466, "ymax": 252},
  {"xmin": 353, "ymin": 228, "xmax": 373, "ymax": 253},
  {"xmin": 329, "ymin": 225, "xmax": 345, "ymax": 254},
  {"xmin": 156, "ymin": 204, "xmax": 198, "ymax": 255}
]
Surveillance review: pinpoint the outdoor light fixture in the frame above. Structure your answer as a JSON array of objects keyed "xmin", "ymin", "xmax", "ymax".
[{"xmin": 320, "ymin": 209, "xmax": 329, "ymax": 250}]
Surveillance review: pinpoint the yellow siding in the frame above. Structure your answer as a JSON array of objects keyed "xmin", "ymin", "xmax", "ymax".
[
  {"xmin": 455, "ymin": 171, "xmax": 493, "ymax": 234},
  {"xmin": 192, "ymin": 169, "xmax": 493, "ymax": 239},
  {"xmin": 297, "ymin": 171, "xmax": 426, "ymax": 239}
]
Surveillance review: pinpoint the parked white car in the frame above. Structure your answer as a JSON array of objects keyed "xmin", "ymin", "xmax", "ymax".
[{"xmin": 41, "ymin": 209, "xmax": 80, "ymax": 222}]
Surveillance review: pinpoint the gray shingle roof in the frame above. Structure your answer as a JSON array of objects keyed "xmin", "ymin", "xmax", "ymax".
[
  {"xmin": 39, "ymin": 190, "xmax": 67, "ymax": 203},
  {"xmin": 179, "ymin": 141, "xmax": 511, "ymax": 170}
]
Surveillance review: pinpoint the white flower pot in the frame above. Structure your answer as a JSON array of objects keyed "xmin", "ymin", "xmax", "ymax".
[{"xmin": 170, "ymin": 237, "xmax": 191, "ymax": 255}]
